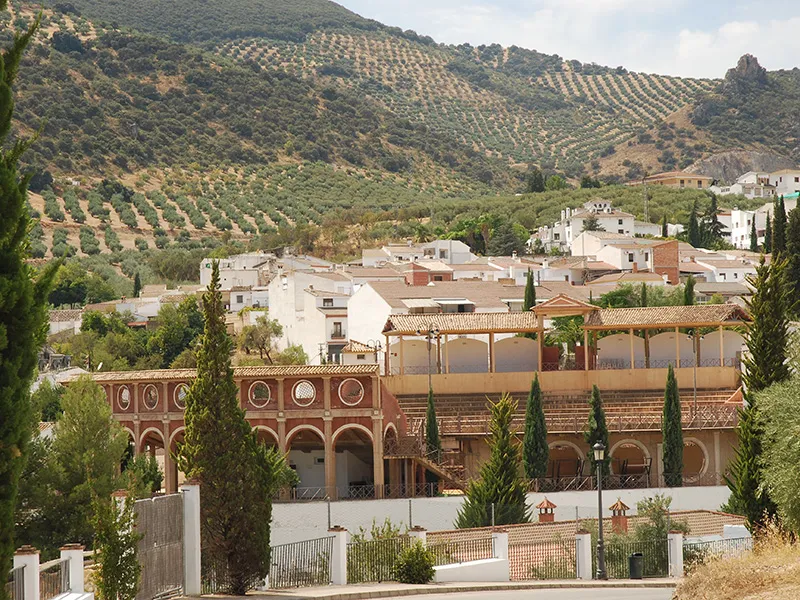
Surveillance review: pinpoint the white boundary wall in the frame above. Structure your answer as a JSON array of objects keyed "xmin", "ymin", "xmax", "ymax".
[{"xmin": 271, "ymin": 485, "xmax": 731, "ymax": 545}]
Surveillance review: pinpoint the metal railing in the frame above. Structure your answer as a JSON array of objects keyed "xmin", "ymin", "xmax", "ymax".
[
  {"xmin": 346, "ymin": 536, "xmax": 412, "ymax": 583},
  {"xmin": 270, "ymin": 536, "xmax": 334, "ymax": 589},
  {"xmin": 5, "ymin": 566, "xmax": 24, "ymax": 600},
  {"xmin": 683, "ymin": 537, "xmax": 753, "ymax": 573},
  {"xmin": 510, "ymin": 539, "xmax": 577, "ymax": 580},
  {"xmin": 593, "ymin": 538, "xmax": 669, "ymax": 579},
  {"xmin": 39, "ymin": 559, "xmax": 69, "ymax": 600},
  {"xmin": 275, "ymin": 482, "xmax": 443, "ymax": 502},
  {"xmin": 201, "ymin": 554, "xmax": 262, "ymax": 594},
  {"xmin": 428, "ymin": 536, "xmax": 494, "ymax": 566}
]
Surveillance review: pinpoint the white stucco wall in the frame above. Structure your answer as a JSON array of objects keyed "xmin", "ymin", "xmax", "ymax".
[
  {"xmin": 494, "ymin": 337, "xmax": 538, "ymax": 372},
  {"xmin": 700, "ymin": 330, "xmax": 745, "ymax": 363},
  {"xmin": 445, "ymin": 338, "xmax": 489, "ymax": 373},
  {"xmin": 597, "ymin": 333, "xmax": 645, "ymax": 366},
  {"xmin": 271, "ymin": 486, "xmax": 733, "ymax": 545},
  {"xmin": 649, "ymin": 331, "xmax": 694, "ymax": 363},
  {"xmin": 347, "ymin": 284, "xmax": 394, "ymax": 346}
]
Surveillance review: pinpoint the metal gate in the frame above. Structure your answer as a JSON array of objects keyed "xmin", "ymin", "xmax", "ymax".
[
  {"xmin": 269, "ymin": 536, "xmax": 334, "ymax": 589},
  {"xmin": 134, "ymin": 494, "xmax": 184, "ymax": 600}
]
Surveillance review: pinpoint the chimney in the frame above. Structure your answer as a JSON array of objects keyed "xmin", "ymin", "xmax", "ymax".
[
  {"xmin": 536, "ymin": 498, "xmax": 557, "ymax": 523},
  {"xmin": 609, "ymin": 499, "xmax": 630, "ymax": 534},
  {"xmin": 512, "ymin": 250, "xmax": 518, "ymax": 261}
]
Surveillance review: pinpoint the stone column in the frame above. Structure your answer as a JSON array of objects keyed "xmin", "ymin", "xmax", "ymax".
[
  {"xmin": 324, "ymin": 417, "xmax": 335, "ymax": 499},
  {"xmin": 328, "ymin": 527, "xmax": 349, "ymax": 585},
  {"xmin": 491, "ymin": 529, "xmax": 509, "ymax": 560},
  {"xmin": 674, "ymin": 327, "xmax": 681, "ymax": 367},
  {"xmin": 629, "ymin": 328, "xmax": 636, "ymax": 369},
  {"xmin": 398, "ymin": 334, "xmax": 405, "ymax": 376},
  {"xmin": 408, "ymin": 525, "xmax": 427, "ymax": 545},
  {"xmin": 14, "ymin": 545, "xmax": 39, "ymax": 600},
  {"xmin": 164, "ymin": 420, "xmax": 177, "ymax": 494},
  {"xmin": 583, "ymin": 328, "xmax": 590, "ymax": 371},
  {"xmin": 575, "ymin": 531, "xmax": 592, "ymax": 580},
  {"xmin": 60, "ymin": 544, "xmax": 85, "ymax": 593},
  {"xmin": 718, "ymin": 325, "xmax": 725, "ymax": 366},
  {"xmin": 488, "ymin": 332, "xmax": 495, "ymax": 373},
  {"xmin": 180, "ymin": 480, "xmax": 202, "ymax": 596},
  {"xmin": 372, "ymin": 417, "xmax": 385, "ymax": 499},
  {"xmin": 713, "ymin": 431, "xmax": 722, "ymax": 485}
]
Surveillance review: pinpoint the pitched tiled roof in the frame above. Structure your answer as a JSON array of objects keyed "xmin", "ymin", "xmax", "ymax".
[
  {"xmin": 342, "ymin": 340, "xmax": 374, "ymax": 353},
  {"xmin": 383, "ymin": 312, "xmax": 541, "ymax": 335},
  {"xmin": 536, "ymin": 497, "xmax": 557, "ymax": 509},
  {"xmin": 366, "ymin": 280, "xmax": 524, "ymax": 309},
  {"xmin": 584, "ymin": 304, "xmax": 749, "ymax": 329},
  {"xmin": 609, "ymin": 499, "xmax": 630, "ymax": 511},
  {"xmin": 49, "ymin": 309, "xmax": 83, "ymax": 322},
  {"xmin": 588, "ymin": 272, "xmax": 665, "ymax": 284},
  {"xmin": 83, "ymin": 364, "xmax": 379, "ymax": 383}
]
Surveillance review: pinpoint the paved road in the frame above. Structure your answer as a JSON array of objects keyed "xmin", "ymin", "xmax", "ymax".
[{"xmin": 402, "ymin": 589, "xmax": 674, "ymax": 600}]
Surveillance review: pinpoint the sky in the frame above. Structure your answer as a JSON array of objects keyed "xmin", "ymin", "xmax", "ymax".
[{"xmin": 337, "ymin": 0, "xmax": 800, "ymax": 78}]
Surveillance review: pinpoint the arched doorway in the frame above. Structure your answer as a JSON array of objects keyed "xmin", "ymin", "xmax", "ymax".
[
  {"xmin": 139, "ymin": 428, "xmax": 167, "ymax": 493},
  {"xmin": 333, "ymin": 425, "xmax": 375, "ymax": 499},
  {"xmin": 255, "ymin": 426, "xmax": 280, "ymax": 449},
  {"xmin": 610, "ymin": 440, "xmax": 651, "ymax": 486},
  {"xmin": 548, "ymin": 441, "xmax": 584, "ymax": 481},
  {"xmin": 285, "ymin": 426, "xmax": 326, "ymax": 497}
]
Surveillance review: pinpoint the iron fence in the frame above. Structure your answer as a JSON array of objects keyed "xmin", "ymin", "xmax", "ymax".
[
  {"xmin": 270, "ymin": 536, "xmax": 334, "ymax": 589},
  {"xmin": 275, "ymin": 482, "xmax": 442, "ymax": 502},
  {"xmin": 134, "ymin": 493, "xmax": 184, "ymax": 600},
  {"xmin": 201, "ymin": 554, "xmax": 262, "ymax": 594},
  {"xmin": 509, "ymin": 539, "xmax": 576, "ymax": 581},
  {"xmin": 683, "ymin": 537, "xmax": 753, "ymax": 573},
  {"xmin": 5, "ymin": 566, "xmax": 24, "ymax": 600},
  {"xmin": 428, "ymin": 536, "xmax": 494, "ymax": 566},
  {"xmin": 39, "ymin": 559, "xmax": 69, "ymax": 600},
  {"xmin": 347, "ymin": 536, "xmax": 412, "ymax": 583},
  {"xmin": 593, "ymin": 538, "xmax": 669, "ymax": 579}
]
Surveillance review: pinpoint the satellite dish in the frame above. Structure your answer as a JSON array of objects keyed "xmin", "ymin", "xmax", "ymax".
[{"xmin": 96, "ymin": 362, "xmax": 103, "ymax": 372}]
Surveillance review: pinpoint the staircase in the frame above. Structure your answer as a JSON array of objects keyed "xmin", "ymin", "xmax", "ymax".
[{"xmin": 384, "ymin": 433, "xmax": 467, "ymax": 490}]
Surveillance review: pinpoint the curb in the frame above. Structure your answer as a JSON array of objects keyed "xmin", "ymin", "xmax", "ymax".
[{"xmin": 238, "ymin": 580, "xmax": 678, "ymax": 600}]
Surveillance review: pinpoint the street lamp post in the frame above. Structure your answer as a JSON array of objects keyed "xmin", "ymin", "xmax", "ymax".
[
  {"xmin": 416, "ymin": 324, "xmax": 440, "ymax": 392},
  {"xmin": 594, "ymin": 442, "xmax": 607, "ymax": 581},
  {"xmin": 366, "ymin": 339, "xmax": 382, "ymax": 367}
]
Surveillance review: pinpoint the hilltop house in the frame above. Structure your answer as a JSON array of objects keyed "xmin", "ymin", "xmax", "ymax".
[
  {"xmin": 362, "ymin": 240, "xmax": 475, "ymax": 267},
  {"xmin": 628, "ymin": 171, "xmax": 713, "ymax": 189}
]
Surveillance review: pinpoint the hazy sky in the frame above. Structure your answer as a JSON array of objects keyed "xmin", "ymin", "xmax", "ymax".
[{"xmin": 338, "ymin": 0, "xmax": 800, "ymax": 78}]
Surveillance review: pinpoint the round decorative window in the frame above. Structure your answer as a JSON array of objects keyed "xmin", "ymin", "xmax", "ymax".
[
  {"xmin": 338, "ymin": 378, "xmax": 365, "ymax": 406},
  {"xmin": 174, "ymin": 384, "xmax": 189, "ymax": 410},
  {"xmin": 292, "ymin": 380, "xmax": 316, "ymax": 407},
  {"xmin": 249, "ymin": 381, "xmax": 271, "ymax": 409},
  {"xmin": 117, "ymin": 385, "xmax": 131, "ymax": 411},
  {"xmin": 143, "ymin": 385, "xmax": 159, "ymax": 411}
]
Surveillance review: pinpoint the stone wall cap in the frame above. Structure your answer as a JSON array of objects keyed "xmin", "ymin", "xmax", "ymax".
[
  {"xmin": 15, "ymin": 545, "xmax": 39, "ymax": 555},
  {"xmin": 328, "ymin": 526, "xmax": 347, "ymax": 532},
  {"xmin": 111, "ymin": 490, "xmax": 128, "ymax": 498},
  {"xmin": 575, "ymin": 529, "xmax": 591, "ymax": 535},
  {"xmin": 60, "ymin": 544, "xmax": 85, "ymax": 551},
  {"xmin": 181, "ymin": 478, "xmax": 201, "ymax": 487},
  {"xmin": 409, "ymin": 526, "xmax": 427, "ymax": 532}
]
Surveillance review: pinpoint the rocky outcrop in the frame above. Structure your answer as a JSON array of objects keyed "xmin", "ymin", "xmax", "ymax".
[
  {"xmin": 685, "ymin": 150, "xmax": 795, "ymax": 183},
  {"xmin": 724, "ymin": 54, "xmax": 767, "ymax": 88}
]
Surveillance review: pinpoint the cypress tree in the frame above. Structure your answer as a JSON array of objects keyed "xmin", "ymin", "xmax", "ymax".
[
  {"xmin": 523, "ymin": 269, "xmax": 536, "ymax": 339},
  {"xmin": 0, "ymin": 9, "xmax": 59, "ymax": 594},
  {"xmin": 725, "ymin": 258, "xmax": 791, "ymax": 530},
  {"xmin": 701, "ymin": 194, "xmax": 724, "ymax": 247},
  {"xmin": 522, "ymin": 375, "xmax": 548, "ymax": 479},
  {"xmin": 133, "ymin": 272, "xmax": 142, "ymax": 299},
  {"xmin": 687, "ymin": 200, "xmax": 701, "ymax": 248},
  {"xmin": 584, "ymin": 385, "xmax": 610, "ymax": 476},
  {"xmin": 661, "ymin": 365, "xmax": 683, "ymax": 487},
  {"xmin": 455, "ymin": 394, "xmax": 530, "ymax": 528},
  {"xmin": 786, "ymin": 209, "xmax": 800, "ymax": 311},
  {"xmin": 178, "ymin": 263, "xmax": 280, "ymax": 593},
  {"xmin": 749, "ymin": 218, "xmax": 758, "ymax": 252},
  {"xmin": 764, "ymin": 214, "xmax": 772, "ymax": 254},
  {"xmin": 773, "ymin": 196, "xmax": 787, "ymax": 256},
  {"xmin": 661, "ymin": 214, "xmax": 668, "ymax": 238},
  {"xmin": 640, "ymin": 281, "xmax": 648, "ymax": 307},
  {"xmin": 683, "ymin": 275, "xmax": 695, "ymax": 306}
]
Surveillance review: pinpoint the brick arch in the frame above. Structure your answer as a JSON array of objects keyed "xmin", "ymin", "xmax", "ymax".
[{"xmin": 138, "ymin": 426, "xmax": 166, "ymax": 453}]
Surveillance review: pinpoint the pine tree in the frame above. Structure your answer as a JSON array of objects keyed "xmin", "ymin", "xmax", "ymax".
[
  {"xmin": 581, "ymin": 214, "xmax": 604, "ymax": 232},
  {"xmin": 455, "ymin": 394, "xmax": 530, "ymax": 528},
  {"xmin": 764, "ymin": 214, "xmax": 772, "ymax": 254},
  {"xmin": 786, "ymin": 209, "xmax": 800, "ymax": 312},
  {"xmin": 178, "ymin": 262, "xmax": 283, "ymax": 593},
  {"xmin": 750, "ymin": 218, "xmax": 758, "ymax": 252},
  {"xmin": 522, "ymin": 375, "xmax": 548, "ymax": 480},
  {"xmin": 133, "ymin": 272, "xmax": 142, "ymax": 299},
  {"xmin": 683, "ymin": 275, "xmax": 695, "ymax": 306},
  {"xmin": 687, "ymin": 200, "xmax": 701, "ymax": 247},
  {"xmin": 425, "ymin": 387, "xmax": 441, "ymax": 461},
  {"xmin": 584, "ymin": 385, "xmax": 610, "ymax": 476},
  {"xmin": 661, "ymin": 214, "xmax": 668, "ymax": 238},
  {"xmin": 725, "ymin": 258, "xmax": 791, "ymax": 529},
  {"xmin": 0, "ymin": 9, "xmax": 59, "ymax": 593},
  {"xmin": 661, "ymin": 365, "xmax": 683, "ymax": 487},
  {"xmin": 773, "ymin": 196, "xmax": 787, "ymax": 257},
  {"xmin": 701, "ymin": 194, "xmax": 724, "ymax": 247},
  {"xmin": 526, "ymin": 168, "xmax": 545, "ymax": 193}
]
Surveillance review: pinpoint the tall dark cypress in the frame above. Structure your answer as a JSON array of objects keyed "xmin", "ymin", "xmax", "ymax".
[
  {"xmin": 0, "ymin": 9, "xmax": 58, "ymax": 595},
  {"xmin": 683, "ymin": 275, "xmax": 695, "ymax": 306},
  {"xmin": 584, "ymin": 385, "xmax": 610, "ymax": 476},
  {"xmin": 132, "ymin": 272, "xmax": 142, "ymax": 299},
  {"xmin": 749, "ymin": 218, "xmax": 758, "ymax": 253},
  {"xmin": 773, "ymin": 196, "xmax": 787, "ymax": 256},
  {"xmin": 661, "ymin": 365, "xmax": 683, "ymax": 487},
  {"xmin": 522, "ymin": 375, "xmax": 548, "ymax": 479},
  {"xmin": 687, "ymin": 200, "xmax": 701, "ymax": 248},
  {"xmin": 523, "ymin": 269, "xmax": 536, "ymax": 339},
  {"xmin": 786, "ymin": 209, "xmax": 800, "ymax": 311},
  {"xmin": 177, "ymin": 263, "xmax": 273, "ymax": 593},
  {"xmin": 725, "ymin": 258, "xmax": 791, "ymax": 530},
  {"xmin": 661, "ymin": 214, "xmax": 668, "ymax": 238},
  {"xmin": 764, "ymin": 215, "xmax": 772, "ymax": 254},
  {"xmin": 425, "ymin": 386, "xmax": 441, "ymax": 460}
]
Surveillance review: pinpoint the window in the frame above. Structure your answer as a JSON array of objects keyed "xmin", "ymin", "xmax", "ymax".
[
  {"xmin": 644, "ymin": 252, "xmax": 649, "ymax": 262},
  {"xmin": 332, "ymin": 322, "xmax": 343, "ymax": 337},
  {"xmin": 618, "ymin": 229, "xmax": 624, "ymax": 234},
  {"xmin": 433, "ymin": 275, "xmax": 444, "ymax": 281},
  {"xmin": 734, "ymin": 272, "xmax": 738, "ymax": 279},
  {"xmin": 795, "ymin": 177, "xmax": 799, "ymax": 183},
  {"xmin": 322, "ymin": 298, "xmax": 333, "ymax": 307},
  {"xmin": 564, "ymin": 275, "xmax": 569, "ymax": 281},
  {"xmin": 554, "ymin": 233, "xmax": 560, "ymax": 240},
  {"xmin": 618, "ymin": 219, "xmax": 623, "ymax": 225},
  {"xmin": 720, "ymin": 273, "xmax": 727, "ymax": 281},
  {"xmin": 356, "ymin": 354, "xmax": 366, "ymax": 360},
  {"xmin": 680, "ymin": 179, "xmax": 685, "ymax": 188},
  {"xmin": 236, "ymin": 295, "xmax": 243, "ymax": 304},
  {"xmin": 628, "ymin": 253, "xmax": 634, "ymax": 262},
  {"xmin": 697, "ymin": 181, "xmax": 703, "ymax": 188},
  {"xmin": 439, "ymin": 249, "xmax": 447, "ymax": 259}
]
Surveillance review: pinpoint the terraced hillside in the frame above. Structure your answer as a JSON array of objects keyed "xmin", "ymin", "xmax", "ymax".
[{"xmin": 214, "ymin": 32, "xmax": 720, "ymax": 176}]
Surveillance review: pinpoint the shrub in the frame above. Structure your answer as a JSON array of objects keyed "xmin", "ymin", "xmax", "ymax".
[{"xmin": 393, "ymin": 541, "xmax": 435, "ymax": 584}]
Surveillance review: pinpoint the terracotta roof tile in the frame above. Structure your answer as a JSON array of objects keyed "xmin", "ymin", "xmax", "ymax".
[
  {"xmin": 82, "ymin": 364, "xmax": 378, "ymax": 383},
  {"xmin": 342, "ymin": 340, "xmax": 375, "ymax": 353},
  {"xmin": 609, "ymin": 499, "xmax": 630, "ymax": 511},
  {"xmin": 49, "ymin": 309, "xmax": 83, "ymax": 322},
  {"xmin": 536, "ymin": 497, "xmax": 558, "ymax": 509},
  {"xmin": 384, "ymin": 312, "xmax": 541, "ymax": 335},
  {"xmin": 584, "ymin": 304, "xmax": 749, "ymax": 329}
]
